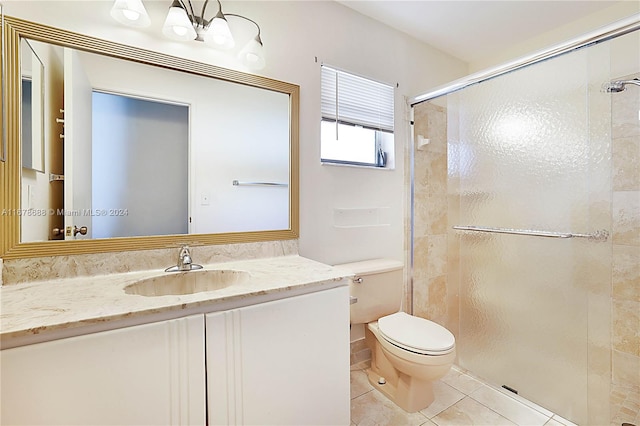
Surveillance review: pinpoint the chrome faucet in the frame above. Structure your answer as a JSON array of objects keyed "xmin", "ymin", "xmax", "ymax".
[
  {"xmin": 177, "ymin": 246, "xmax": 193, "ymax": 270},
  {"xmin": 165, "ymin": 246, "xmax": 204, "ymax": 272}
]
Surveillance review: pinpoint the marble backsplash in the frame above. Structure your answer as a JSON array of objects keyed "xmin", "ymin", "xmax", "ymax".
[{"xmin": 0, "ymin": 239, "xmax": 299, "ymax": 286}]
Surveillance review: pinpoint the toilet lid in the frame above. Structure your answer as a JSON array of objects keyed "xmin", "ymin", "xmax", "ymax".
[{"xmin": 378, "ymin": 312, "xmax": 455, "ymax": 355}]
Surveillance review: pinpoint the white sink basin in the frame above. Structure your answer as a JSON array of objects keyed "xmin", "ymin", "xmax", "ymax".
[{"xmin": 124, "ymin": 269, "xmax": 250, "ymax": 296}]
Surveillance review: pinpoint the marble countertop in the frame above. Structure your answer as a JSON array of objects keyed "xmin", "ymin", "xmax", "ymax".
[{"xmin": 0, "ymin": 255, "xmax": 351, "ymax": 348}]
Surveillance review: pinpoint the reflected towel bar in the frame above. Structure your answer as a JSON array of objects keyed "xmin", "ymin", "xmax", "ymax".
[
  {"xmin": 232, "ymin": 180, "xmax": 288, "ymax": 187},
  {"xmin": 452, "ymin": 225, "xmax": 609, "ymax": 242}
]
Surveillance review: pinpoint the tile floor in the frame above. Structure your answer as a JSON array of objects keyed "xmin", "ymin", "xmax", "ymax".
[{"xmin": 350, "ymin": 362, "xmax": 580, "ymax": 426}]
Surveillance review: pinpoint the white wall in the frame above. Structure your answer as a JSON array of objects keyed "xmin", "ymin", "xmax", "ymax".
[
  {"xmin": 468, "ymin": 2, "xmax": 640, "ymax": 72},
  {"xmin": 20, "ymin": 41, "xmax": 62, "ymax": 242},
  {"xmin": 4, "ymin": 0, "xmax": 467, "ymax": 266}
]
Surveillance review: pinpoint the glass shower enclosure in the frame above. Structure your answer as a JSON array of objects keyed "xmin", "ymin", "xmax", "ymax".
[
  {"xmin": 411, "ymin": 18, "xmax": 639, "ymax": 425},
  {"xmin": 449, "ymin": 42, "xmax": 610, "ymax": 424}
]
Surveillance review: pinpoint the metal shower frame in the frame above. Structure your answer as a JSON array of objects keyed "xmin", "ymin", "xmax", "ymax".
[
  {"xmin": 410, "ymin": 13, "xmax": 640, "ymax": 105},
  {"xmin": 406, "ymin": 13, "xmax": 640, "ymax": 314}
]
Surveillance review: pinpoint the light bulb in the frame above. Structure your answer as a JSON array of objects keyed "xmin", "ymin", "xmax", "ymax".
[
  {"xmin": 162, "ymin": 3, "xmax": 197, "ymax": 41},
  {"xmin": 173, "ymin": 26, "xmax": 188, "ymax": 36},
  {"xmin": 204, "ymin": 15, "xmax": 234, "ymax": 50},
  {"xmin": 121, "ymin": 9, "xmax": 140, "ymax": 21},
  {"xmin": 238, "ymin": 36, "xmax": 265, "ymax": 70},
  {"xmin": 212, "ymin": 35, "xmax": 227, "ymax": 45},
  {"xmin": 110, "ymin": 0, "xmax": 150, "ymax": 28}
]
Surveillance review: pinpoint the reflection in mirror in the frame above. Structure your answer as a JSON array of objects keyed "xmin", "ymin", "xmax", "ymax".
[
  {"xmin": 19, "ymin": 39, "xmax": 290, "ymax": 243},
  {"xmin": 91, "ymin": 92, "xmax": 189, "ymax": 239},
  {"xmin": 1, "ymin": 15, "xmax": 299, "ymax": 259},
  {"xmin": 20, "ymin": 38, "xmax": 44, "ymax": 172}
]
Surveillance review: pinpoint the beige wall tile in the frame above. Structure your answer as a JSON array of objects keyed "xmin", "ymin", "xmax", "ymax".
[
  {"xmin": 612, "ymin": 349, "xmax": 640, "ymax": 387},
  {"xmin": 412, "ymin": 274, "xmax": 430, "ymax": 318},
  {"xmin": 612, "ymin": 72, "xmax": 640, "ymax": 139},
  {"xmin": 412, "ymin": 273, "xmax": 449, "ymax": 326},
  {"xmin": 424, "ymin": 195, "xmax": 448, "ymax": 235},
  {"xmin": 427, "ymin": 275, "xmax": 448, "ymax": 325},
  {"xmin": 613, "ymin": 244, "xmax": 640, "ymax": 302},
  {"xmin": 413, "ymin": 191, "xmax": 431, "ymax": 238},
  {"xmin": 414, "ymin": 102, "xmax": 447, "ymax": 154},
  {"xmin": 612, "ymin": 299, "xmax": 640, "ymax": 356},
  {"xmin": 415, "ymin": 149, "xmax": 448, "ymax": 196},
  {"xmin": 612, "ymin": 191, "xmax": 640, "ymax": 246},
  {"xmin": 413, "ymin": 190, "xmax": 448, "ymax": 236},
  {"xmin": 414, "ymin": 235, "xmax": 447, "ymax": 286}
]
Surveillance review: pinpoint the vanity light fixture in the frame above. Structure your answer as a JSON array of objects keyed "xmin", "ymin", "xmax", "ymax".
[
  {"xmin": 110, "ymin": 0, "xmax": 265, "ymax": 70},
  {"xmin": 110, "ymin": 0, "xmax": 151, "ymax": 28}
]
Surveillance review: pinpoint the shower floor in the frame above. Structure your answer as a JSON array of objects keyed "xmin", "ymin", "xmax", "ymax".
[{"xmin": 350, "ymin": 362, "xmax": 578, "ymax": 426}]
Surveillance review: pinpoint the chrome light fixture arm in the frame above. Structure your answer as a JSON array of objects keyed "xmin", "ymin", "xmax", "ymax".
[
  {"xmin": 172, "ymin": 0, "xmax": 203, "ymax": 29},
  {"xmin": 225, "ymin": 13, "xmax": 265, "ymax": 69},
  {"xmin": 110, "ymin": 0, "xmax": 266, "ymax": 69},
  {"xmin": 176, "ymin": 0, "xmax": 210, "ymax": 30},
  {"xmin": 174, "ymin": 0, "xmax": 224, "ymax": 30},
  {"xmin": 225, "ymin": 13, "xmax": 262, "ymax": 41}
]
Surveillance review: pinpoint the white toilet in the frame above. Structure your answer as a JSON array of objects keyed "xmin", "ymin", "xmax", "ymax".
[{"xmin": 337, "ymin": 258, "xmax": 456, "ymax": 412}]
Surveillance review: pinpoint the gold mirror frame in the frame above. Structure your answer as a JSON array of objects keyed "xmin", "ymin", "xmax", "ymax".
[{"xmin": 0, "ymin": 16, "xmax": 299, "ymax": 260}]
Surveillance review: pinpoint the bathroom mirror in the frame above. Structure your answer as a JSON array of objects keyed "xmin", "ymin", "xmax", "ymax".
[
  {"xmin": 20, "ymin": 38, "xmax": 44, "ymax": 172},
  {"xmin": 0, "ymin": 16, "xmax": 300, "ymax": 259},
  {"xmin": 1, "ymin": 4, "xmax": 5, "ymax": 164}
]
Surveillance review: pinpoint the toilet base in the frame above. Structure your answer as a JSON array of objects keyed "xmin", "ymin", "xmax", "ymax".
[
  {"xmin": 366, "ymin": 368, "xmax": 435, "ymax": 413},
  {"xmin": 365, "ymin": 324, "xmax": 452, "ymax": 413}
]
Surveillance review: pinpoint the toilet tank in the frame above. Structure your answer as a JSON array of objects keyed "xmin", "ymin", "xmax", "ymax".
[{"xmin": 334, "ymin": 259, "xmax": 404, "ymax": 325}]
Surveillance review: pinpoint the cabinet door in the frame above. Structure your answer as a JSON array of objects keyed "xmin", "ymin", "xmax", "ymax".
[
  {"xmin": 1, "ymin": 315, "xmax": 205, "ymax": 425},
  {"xmin": 206, "ymin": 286, "xmax": 350, "ymax": 425}
]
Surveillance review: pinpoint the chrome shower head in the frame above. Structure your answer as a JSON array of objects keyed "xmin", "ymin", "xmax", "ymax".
[{"xmin": 603, "ymin": 78, "xmax": 640, "ymax": 93}]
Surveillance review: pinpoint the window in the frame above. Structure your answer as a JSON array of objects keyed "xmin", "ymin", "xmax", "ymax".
[{"xmin": 320, "ymin": 65, "xmax": 394, "ymax": 168}]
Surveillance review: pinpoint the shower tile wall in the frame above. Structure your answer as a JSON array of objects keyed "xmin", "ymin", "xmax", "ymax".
[
  {"xmin": 412, "ymin": 70, "xmax": 639, "ymax": 424},
  {"xmin": 610, "ymin": 72, "xmax": 640, "ymax": 426},
  {"xmin": 412, "ymin": 102, "xmax": 459, "ymax": 340}
]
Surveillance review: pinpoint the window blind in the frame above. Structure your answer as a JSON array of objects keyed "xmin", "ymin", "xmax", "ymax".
[{"xmin": 321, "ymin": 66, "xmax": 394, "ymax": 132}]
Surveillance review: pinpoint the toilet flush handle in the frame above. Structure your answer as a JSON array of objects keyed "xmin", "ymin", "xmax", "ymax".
[{"xmin": 353, "ymin": 276, "xmax": 363, "ymax": 284}]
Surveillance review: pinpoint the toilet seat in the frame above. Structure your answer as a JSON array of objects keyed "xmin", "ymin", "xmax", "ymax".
[{"xmin": 378, "ymin": 312, "xmax": 455, "ymax": 356}]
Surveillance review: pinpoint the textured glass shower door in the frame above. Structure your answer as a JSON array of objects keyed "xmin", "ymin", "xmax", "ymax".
[{"xmin": 449, "ymin": 43, "xmax": 611, "ymax": 424}]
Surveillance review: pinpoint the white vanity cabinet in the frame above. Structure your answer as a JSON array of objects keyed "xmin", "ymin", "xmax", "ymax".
[
  {"xmin": 0, "ymin": 285, "xmax": 350, "ymax": 426},
  {"xmin": 0, "ymin": 315, "xmax": 206, "ymax": 425},
  {"xmin": 206, "ymin": 286, "xmax": 350, "ymax": 425}
]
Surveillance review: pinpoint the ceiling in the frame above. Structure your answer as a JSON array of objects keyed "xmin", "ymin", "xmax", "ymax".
[{"xmin": 337, "ymin": 1, "xmax": 627, "ymax": 63}]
